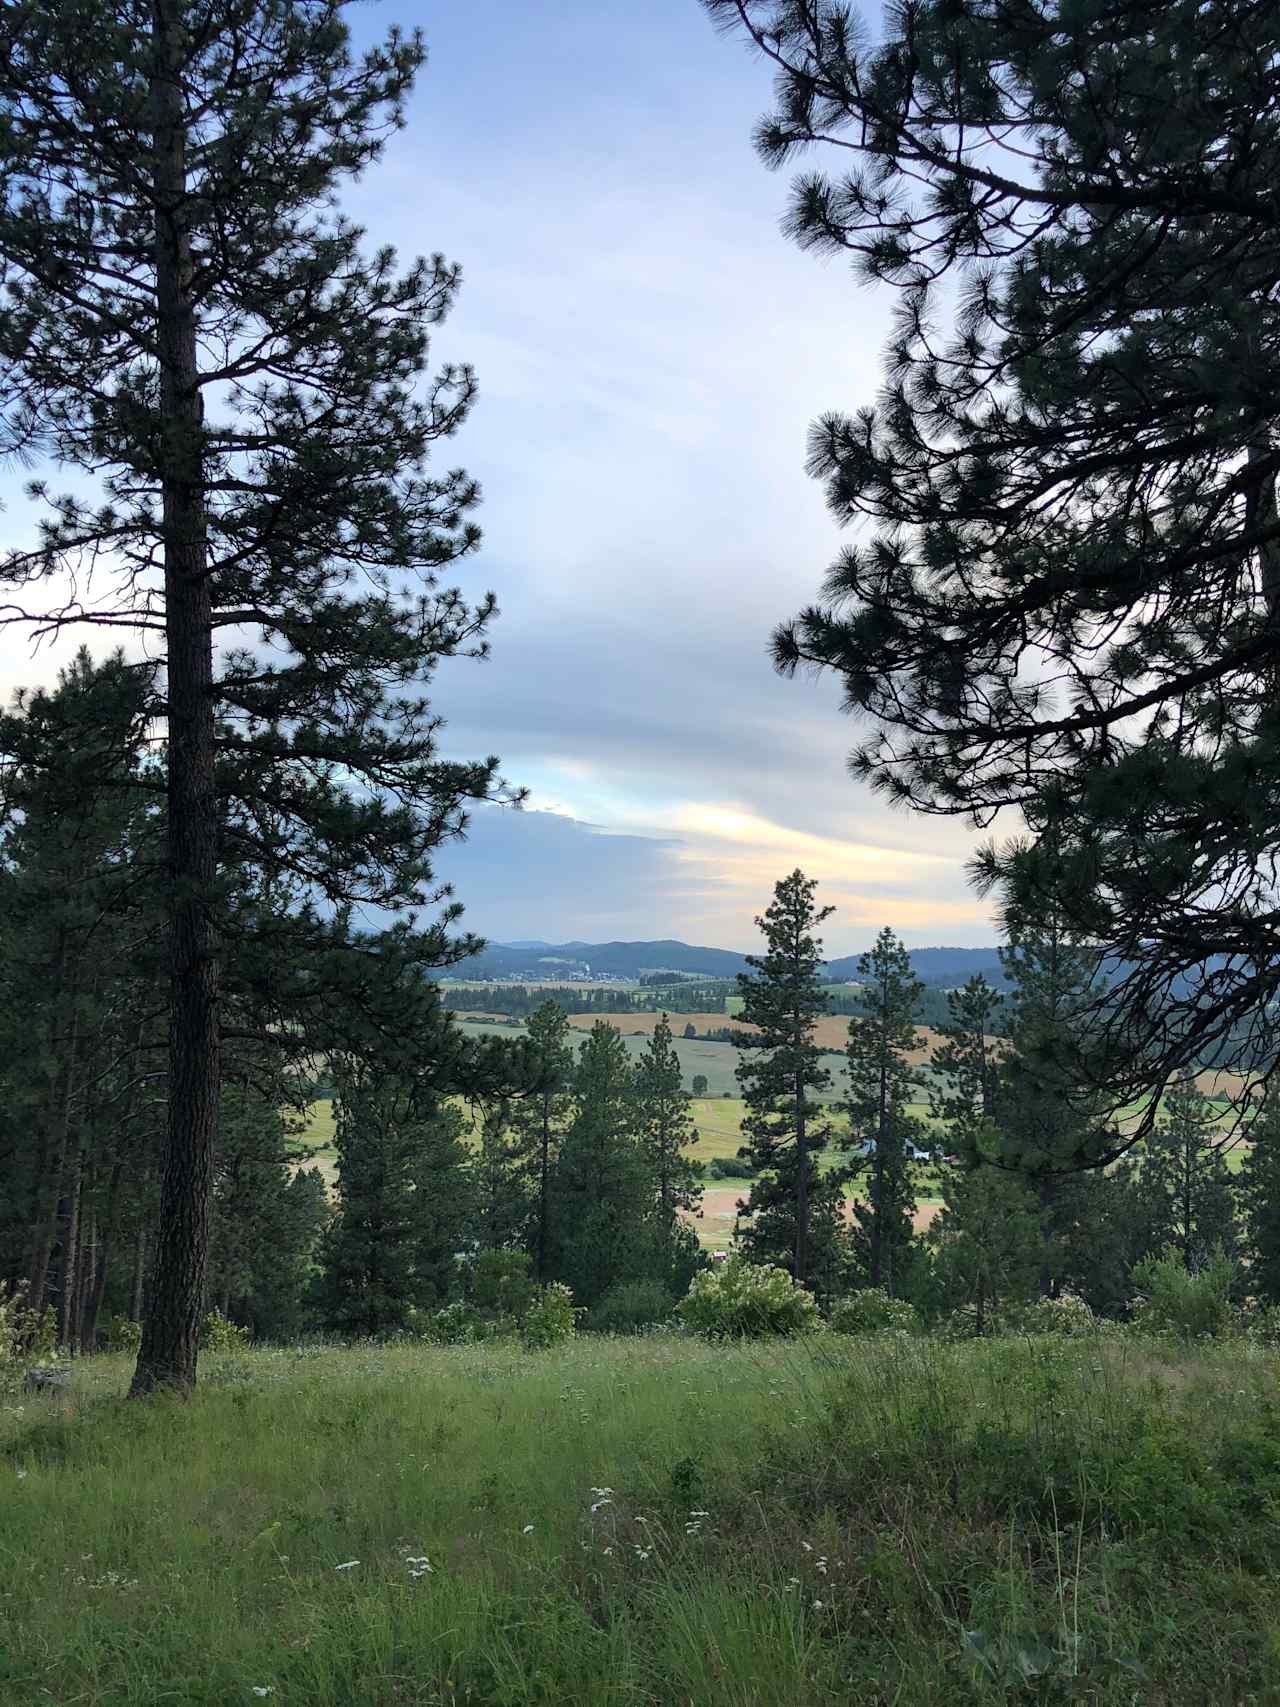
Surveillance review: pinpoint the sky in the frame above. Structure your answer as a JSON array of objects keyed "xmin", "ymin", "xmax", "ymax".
[{"xmin": 0, "ymin": 0, "xmax": 1000, "ymax": 955}]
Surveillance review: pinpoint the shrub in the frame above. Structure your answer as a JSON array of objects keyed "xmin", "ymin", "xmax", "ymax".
[
  {"xmin": 677, "ymin": 1257, "xmax": 819, "ymax": 1339},
  {"xmin": 103, "ymin": 1315, "xmax": 142, "ymax": 1353},
  {"xmin": 691, "ymin": 1074, "xmax": 709, "ymax": 1097},
  {"xmin": 201, "ymin": 1309, "xmax": 251, "ymax": 1352},
  {"xmin": 1245, "ymin": 1303, "xmax": 1280, "ymax": 1347},
  {"xmin": 469, "ymin": 1248, "xmax": 536, "ymax": 1320},
  {"xmin": 587, "ymin": 1279, "xmax": 676, "ymax": 1335},
  {"xmin": 708, "ymin": 1154, "xmax": 758, "ymax": 1179},
  {"xmin": 1133, "ymin": 1248, "xmax": 1236, "ymax": 1340},
  {"xmin": 520, "ymin": 1283, "xmax": 580, "ymax": 1350},
  {"xmin": 992, "ymin": 1292, "xmax": 1098, "ymax": 1338},
  {"xmin": 829, "ymin": 1288, "xmax": 919, "ymax": 1335},
  {"xmin": 420, "ymin": 1301, "xmax": 490, "ymax": 1345},
  {"xmin": 0, "ymin": 1286, "xmax": 58, "ymax": 1364}
]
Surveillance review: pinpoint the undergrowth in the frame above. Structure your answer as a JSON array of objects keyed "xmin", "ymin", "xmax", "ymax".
[{"xmin": 2, "ymin": 1332, "xmax": 1278, "ymax": 1704}]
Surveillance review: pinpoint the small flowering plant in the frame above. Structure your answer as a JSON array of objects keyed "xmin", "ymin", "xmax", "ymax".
[{"xmin": 676, "ymin": 1257, "xmax": 820, "ymax": 1339}]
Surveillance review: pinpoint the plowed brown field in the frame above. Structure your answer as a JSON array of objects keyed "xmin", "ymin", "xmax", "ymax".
[{"xmin": 568, "ymin": 1010, "xmax": 946, "ymax": 1064}]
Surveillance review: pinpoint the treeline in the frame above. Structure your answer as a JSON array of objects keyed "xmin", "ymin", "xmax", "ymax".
[
  {"xmin": 0, "ymin": 654, "xmax": 527, "ymax": 1353},
  {"xmin": 731, "ymin": 870, "xmax": 1280, "ymax": 1332},
  {"xmin": 443, "ymin": 980, "xmax": 739, "ymax": 1019}
]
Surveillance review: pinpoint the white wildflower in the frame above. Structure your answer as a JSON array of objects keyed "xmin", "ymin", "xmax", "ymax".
[
  {"xmin": 522, "ymin": 1524, "xmax": 534, "ymax": 1535},
  {"xmin": 251, "ymin": 1690, "xmax": 275, "ymax": 1699},
  {"xmin": 334, "ymin": 1560, "xmax": 360, "ymax": 1571}
]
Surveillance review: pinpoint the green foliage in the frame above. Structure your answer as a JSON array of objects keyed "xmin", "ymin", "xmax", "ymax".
[
  {"xmin": 420, "ymin": 1301, "xmax": 491, "ymax": 1346},
  {"xmin": 1133, "ymin": 1248, "xmax": 1237, "ymax": 1341},
  {"xmin": 0, "ymin": 1285, "xmax": 56, "ymax": 1364},
  {"xmin": 315, "ymin": 1065, "xmax": 473, "ymax": 1337},
  {"xmin": 519, "ymin": 1282, "xmax": 579, "ymax": 1351},
  {"xmin": 511, "ymin": 1002, "xmax": 574, "ymax": 1282},
  {"xmin": 691, "ymin": 1074, "xmax": 709, "ymax": 1096},
  {"xmin": 707, "ymin": 1155, "xmax": 758, "ymax": 1179},
  {"xmin": 634, "ymin": 1014, "xmax": 703, "ymax": 1250},
  {"xmin": 717, "ymin": 0, "xmax": 1280, "ymax": 1098},
  {"xmin": 735, "ymin": 871, "xmax": 849, "ymax": 1294},
  {"xmin": 829, "ymin": 1288, "xmax": 919, "ymax": 1336},
  {"xmin": 102, "ymin": 1316, "xmax": 142, "ymax": 1354},
  {"xmin": 995, "ymin": 1293, "xmax": 1099, "ymax": 1339},
  {"xmin": 677, "ymin": 1256, "xmax": 820, "ymax": 1339},
  {"xmin": 1133, "ymin": 1075, "xmax": 1238, "ymax": 1272},
  {"xmin": 586, "ymin": 1279, "xmax": 678, "ymax": 1335},
  {"xmin": 467, "ymin": 1248, "xmax": 536, "ymax": 1321},
  {"xmin": 1238, "ymin": 1099, "xmax": 1280, "ymax": 1304},
  {"xmin": 200, "ymin": 1309, "xmax": 251, "ymax": 1353},
  {"xmin": 925, "ymin": 1161, "xmax": 1042, "ymax": 1331},
  {"xmin": 845, "ymin": 926, "xmax": 925, "ymax": 1295}
]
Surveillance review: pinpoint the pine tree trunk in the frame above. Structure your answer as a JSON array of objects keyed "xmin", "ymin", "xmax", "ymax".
[
  {"xmin": 27, "ymin": 996, "xmax": 81, "ymax": 1313},
  {"xmin": 794, "ymin": 1071, "xmax": 808, "ymax": 1286},
  {"xmin": 55, "ymin": 1150, "xmax": 82, "ymax": 1347},
  {"xmin": 537, "ymin": 1100, "xmax": 550, "ymax": 1282},
  {"xmin": 131, "ymin": 0, "xmax": 220, "ymax": 1398},
  {"xmin": 132, "ymin": 1226, "xmax": 147, "ymax": 1323}
]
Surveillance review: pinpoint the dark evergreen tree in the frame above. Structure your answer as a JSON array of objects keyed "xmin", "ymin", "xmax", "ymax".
[
  {"xmin": 315, "ymin": 1064, "xmax": 472, "ymax": 1337},
  {"xmin": 994, "ymin": 910, "xmax": 1113, "ymax": 1295},
  {"xmin": 546, "ymin": 1023, "xmax": 654, "ymax": 1310},
  {"xmin": 707, "ymin": 0, "xmax": 1280, "ymax": 1109},
  {"xmin": 510, "ymin": 1002, "xmax": 574, "ymax": 1281},
  {"xmin": 734, "ymin": 870, "xmax": 848, "ymax": 1294},
  {"xmin": 634, "ymin": 1014, "xmax": 703, "ymax": 1256},
  {"xmin": 470, "ymin": 1097, "xmax": 535, "ymax": 1254},
  {"xmin": 930, "ymin": 976, "xmax": 1004, "ymax": 1153},
  {"xmin": 0, "ymin": 1, "xmax": 511, "ymax": 1393},
  {"xmin": 844, "ymin": 926, "xmax": 924, "ymax": 1295},
  {"xmin": 926, "ymin": 1158, "xmax": 1041, "ymax": 1333},
  {"xmin": 1133, "ymin": 1076, "xmax": 1238, "ymax": 1273},
  {"xmin": 1239, "ymin": 1100, "xmax": 1280, "ymax": 1305},
  {"xmin": 206, "ymin": 1082, "xmax": 328, "ymax": 1339}
]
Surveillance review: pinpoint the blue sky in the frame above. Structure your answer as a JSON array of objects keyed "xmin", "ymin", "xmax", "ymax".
[{"xmin": 0, "ymin": 0, "xmax": 998, "ymax": 954}]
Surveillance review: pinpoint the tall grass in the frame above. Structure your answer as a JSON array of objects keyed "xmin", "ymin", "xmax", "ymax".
[{"xmin": 3, "ymin": 1332, "xmax": 1279, "ymax": 1703}]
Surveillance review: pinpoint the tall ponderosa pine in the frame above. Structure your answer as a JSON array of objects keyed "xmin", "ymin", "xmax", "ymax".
[
  {"xmin": 634, "ymin": 1013, "xmax": 702, "ymax": 1252},
  {"xmin": 926, "ymin": 1163, "xmax": 1041, "ymax": 1335},
  {"xmin": 844, "ymin": 927, "xmax": 924, "ymax": 1295},
  {"xmin": 510, "ymin": 1001, "xmax": 574, "ymax": 1281},
  {"xmin": 0, "ymin": 4, "xmax": 510, "ymax": 1391},
  {"xmin": 735, "ymin": 870, "xmax": 846, "ymax": 1292},
  {"xmin": 707, "ymin": 0, "xmax": 1280, "ymax": 1108}
]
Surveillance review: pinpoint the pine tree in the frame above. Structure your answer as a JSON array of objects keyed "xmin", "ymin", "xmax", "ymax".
[
  {"xmin": 1134, "ymin": 1076, "xmax": 1238, "ymax": 1273},
  {"xmin": 315, "ymin": 1064, "xmax": 471, "ymax": 1337},
  {"xmin": 1239, "ymin": 1101, "xmax": 1280, "ymax": 1305},
  {"xmin": 926, "ymin": 1160, "xmax": 1042, "ymax": 1334},
  {"xmin": 634, "ymin": 1014, "xmax": 702, "ymax": 1252},
  {"xmin": 994, "ymin": 911, "xmax": 1113, "ymax": 1295},
  {"xmin": 708, "ymin": 0, "xmax": 1280, "ymax": 1105},
  {"xmin": 844, "ymin": 926, "xmax": 924, "ymax": 1295},
  {"xmin": 0, "ymin": 2, "xmax": 510, "ymax": 1393},
  {"xmin": 546, "ymin": 1023, "xmax": 652, "ymax": 1310},
  {"xmin": 930, "ymin": 976, "xmax": 1004, "ymax": 1155},
  {"xmin": 510, "ymin": 1002, "xmax": 574, "ymax": 1281},
  {"xmin": 735, "ymin": 870, "xmax": 847, "ymax": 1293},
  {"xmin": 470, "ymin": 1098, "xmax": 535, "ymax": 1254}
]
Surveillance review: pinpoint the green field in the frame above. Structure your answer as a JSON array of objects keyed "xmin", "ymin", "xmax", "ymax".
[{"xmin": 4, "ymin": 1332, "xmax": 1280, "ymax": 1703}]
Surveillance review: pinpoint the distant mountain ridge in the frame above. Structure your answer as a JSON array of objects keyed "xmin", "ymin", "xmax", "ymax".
[{"xmin": 448, "ymin": 938, "xmax": 1005, "ymax": 987}]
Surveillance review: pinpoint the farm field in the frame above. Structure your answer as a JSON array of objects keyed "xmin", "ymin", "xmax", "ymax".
[
  {"xmin": 5, "ymin": 1333, "xmax": 1280, "ymax": 1704},
  {"xmin": 569, "ymin": 1009, "xmax": 948, "ymax": 1064}
]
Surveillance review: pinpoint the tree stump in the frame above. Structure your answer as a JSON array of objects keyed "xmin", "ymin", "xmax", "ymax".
[{"xmin": 23, "ymin": 1365, "xmax": 71, "ymax": 1396}]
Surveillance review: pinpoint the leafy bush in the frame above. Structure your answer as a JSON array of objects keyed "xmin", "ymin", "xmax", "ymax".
[
  {"xmin": 990, "ymin": 1292, "xmax": 1099, "ymax": 1338},
  {"xmin": 587, "ymin": 1279, "xmax": 675, "ymax": 1335},
  {"xmin": 420, "ymin": 1301, "xmax": 491, "ymax": 1345},
  {"xmin": 520, "ymin": 1283, "xmax": 580, "ymax": 1350},
  {"xmin": 677, "ymin": 1257, "xmax": 819, "ymax": 1339},
  {"xmin": 829, "ymin": 1288, "xmax": 919, "ymax": 1335},
  {"xmin": 468, "ymin": 1248, "xmax": 536, "ymax": 1320},
  {"xmin": 201, "ymin": 1309, "xmax": 252, "ymax": 1352},
  {"xmin": 707, "ymin": 1154, "xmax": 758, "ymax": 1179},
  {"xmin": 0, "ymin": 1286, "xmax": 58, "ymax": 1364},
  {"xmin": 103, "ymin": 1315, "xmax": 142, "ymax": 1353},
  {"xmin": 1244, "ymin": 1303, "xmax": 1280, "ymax": 1347},
  {"xmin": 1133, "ymin": 1248, "xmax": 1236, "ymax": 1340}
]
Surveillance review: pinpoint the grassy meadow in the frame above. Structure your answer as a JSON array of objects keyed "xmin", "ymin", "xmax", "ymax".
[{"xmin": 4, "ymin": 1331, "xmax": 1280, "ymax": 1704}]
